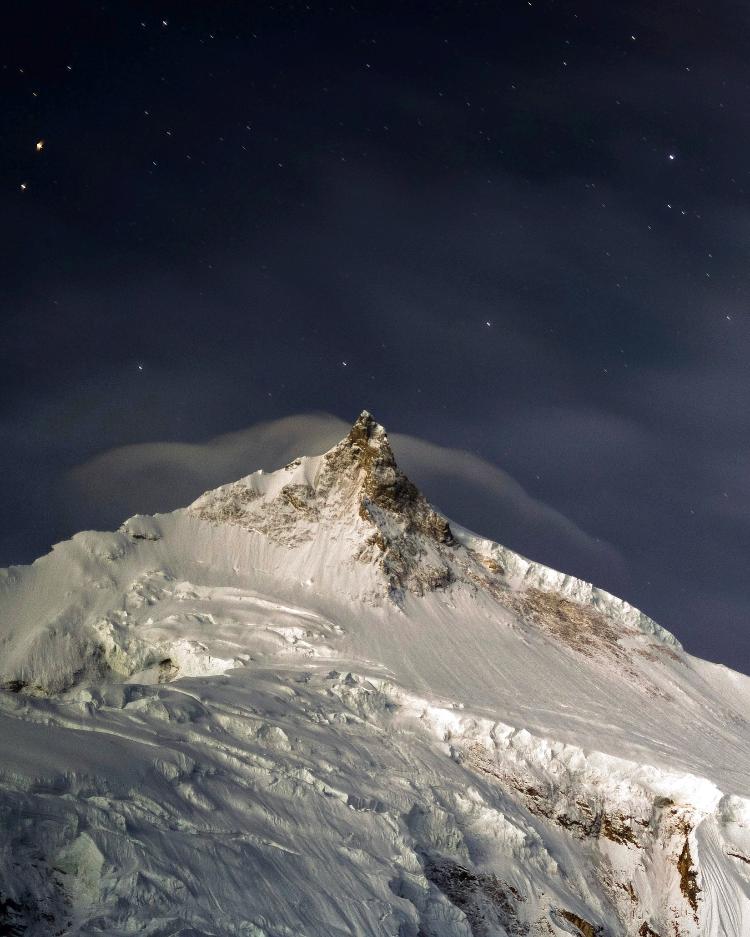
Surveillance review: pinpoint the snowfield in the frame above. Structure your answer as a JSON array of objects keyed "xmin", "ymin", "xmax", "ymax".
[{"xmin": 1, "ymin": 412, "xmax": 750, "ymax": 936}]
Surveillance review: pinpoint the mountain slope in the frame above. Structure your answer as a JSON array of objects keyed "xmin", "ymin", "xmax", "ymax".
[{"xmin": 1, "ymin": 412, "xmax": 749, "ymax": 937}]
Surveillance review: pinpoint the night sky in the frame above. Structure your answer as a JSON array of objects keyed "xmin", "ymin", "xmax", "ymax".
[{"xmin": 3, "ymin": 2, "xmax": 750, "ymax": 672}]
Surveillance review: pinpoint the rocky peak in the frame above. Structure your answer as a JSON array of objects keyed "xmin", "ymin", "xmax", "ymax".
[
  {"xmin": 321, "ymin": 411, "xmax": 453, "ymax": 543},
  {"xmin": 189, "ymin": 411, "xmax": 458, "ymax": 601},
  {"xmin": 326, "ymin": 410, "xmax": 396, "ymax": 474},
  {"xmin": 313, "ymin": 411, "xmax": 457, "ymax": 599},
  {"xmin": 346, "ymin": 409, "xmax": 387, "ymax": 449},
  {"xmin": 324, "ymin": 411, "xmax": 418, "ymax": 511}
]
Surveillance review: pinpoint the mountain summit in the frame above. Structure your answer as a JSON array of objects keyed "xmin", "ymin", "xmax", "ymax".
[
  {"xmin": 189, "ymin": 410, "xmax": 456, "ymax": 599},
  {"xmin": 1, "ymin": 413, "xmax": 749, "ymax": 936}
]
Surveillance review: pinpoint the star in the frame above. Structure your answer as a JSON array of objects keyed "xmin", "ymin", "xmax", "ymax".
[
  {"xmin": 19, "ymin": 182, "xmax": 27, "ymax": 191},
  {"xmin": 35, "ymin": 140, "xmax": 44, "ymax": 152},
  {"xmin": 668, "ymin": 153, "xmax": 676, "ymax": 161}
]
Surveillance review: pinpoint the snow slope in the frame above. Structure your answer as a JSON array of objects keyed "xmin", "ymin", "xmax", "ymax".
[{"xmin": 1, "ymin": 411, "xmax": 750, "ymax": 937}]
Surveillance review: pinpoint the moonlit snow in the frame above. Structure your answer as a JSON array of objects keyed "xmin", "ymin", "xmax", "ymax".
[{"xmin": 1, "ymin": 412, "xmax": 750, "ymax": 936}]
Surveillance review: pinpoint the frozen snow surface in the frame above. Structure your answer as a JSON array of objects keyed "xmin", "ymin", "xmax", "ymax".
[{"xmin": 2, "ymin": 411, "xmax": 750, "ymax": 936}]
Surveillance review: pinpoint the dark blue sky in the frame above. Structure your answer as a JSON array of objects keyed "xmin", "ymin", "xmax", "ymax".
[{"xmin": 3, "ymin": 1, "xmax": 750, "ymax": 671}]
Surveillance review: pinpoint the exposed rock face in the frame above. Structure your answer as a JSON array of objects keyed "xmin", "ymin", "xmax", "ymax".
[
  {"xmin": 322, "ymin": 411, "xmax": 456, "ymax": 598},
  {"xmin": 638, "ymin": 924, "xmax": 661, "ymax": 937},
  {"xmin": 327, "ymin": 411, "xmax": 454, "ymax": 545},
  {"xmin": 678, "ymin": 836, "xmax": 700, "ymax": 920},
  {"xmin": 190, "ymin": 410, "xmax": 458, "ymax": 601},
  {"xmin": 556, "ymin": 910, "xmax": 603, "ymax": 937},
  {"xmin": 460, "ymin": 737, "xmax": 711, "ymax": 937},
  {"xmin": 421, "ymin": 858, "xmax": 530, "ymax": 936}
]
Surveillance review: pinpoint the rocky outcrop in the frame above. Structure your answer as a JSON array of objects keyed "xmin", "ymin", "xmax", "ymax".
[{"xmin": 189, "ymin": 411, "xmax": 459, "ymax": 601}]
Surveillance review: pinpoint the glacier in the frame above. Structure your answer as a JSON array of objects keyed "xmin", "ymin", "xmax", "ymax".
[{"xmin": 1, "ymin": 411, "xmax": 750, "ymax": 936}]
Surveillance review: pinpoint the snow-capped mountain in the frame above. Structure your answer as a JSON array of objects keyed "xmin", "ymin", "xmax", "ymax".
[{"xmin": 2, "ymin": 411, "xmax": 750, "ymax": 937}]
